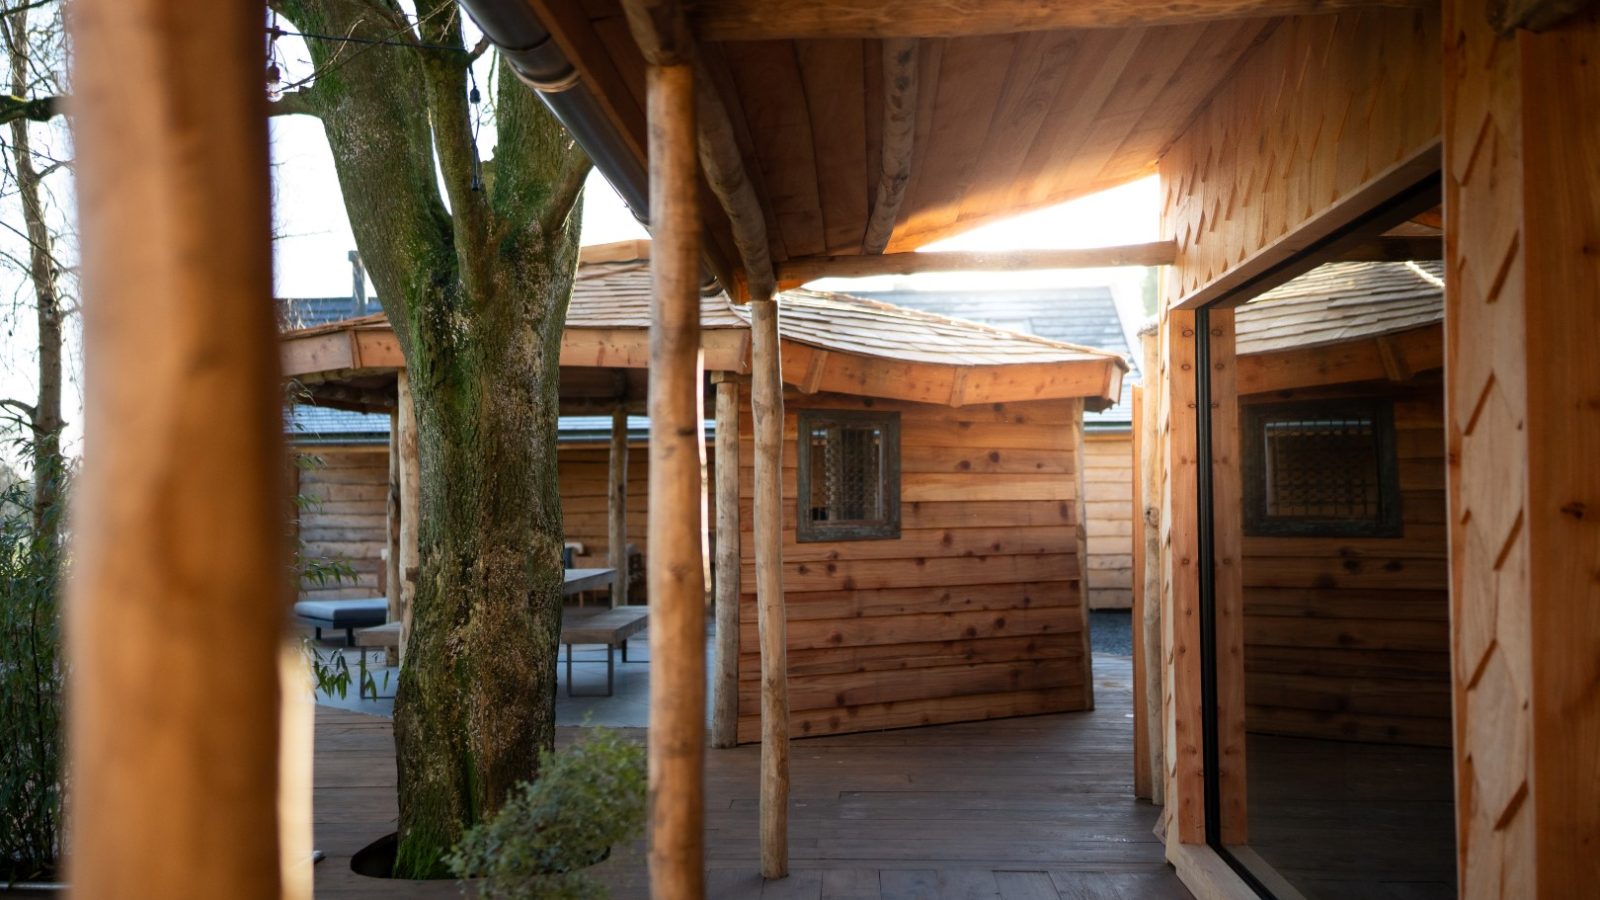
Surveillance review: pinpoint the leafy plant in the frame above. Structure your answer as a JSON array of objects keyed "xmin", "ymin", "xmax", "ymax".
[
  {"xmin": 446, "ymin": 729, "xmax": 647, "ymax": 899},
  {"xmin": 0, "ymin": 445, "xmax": 68, "ymax": 883},
  {"xmin": 287, "ymin": 447, "xmax": 387, "ymax": 701}
]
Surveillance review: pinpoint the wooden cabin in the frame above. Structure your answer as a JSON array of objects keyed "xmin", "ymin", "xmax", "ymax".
[
  {"xmin": 281, "ymin": 248, "xmax": 1127, "ymax": 741},
  {"xmin": 69, "ymin": 1, "xmax": 1598, "ymax": 897},
  {"xmin": 853, "ymin": 286, "xmax": 1143, "ymax": 610}
]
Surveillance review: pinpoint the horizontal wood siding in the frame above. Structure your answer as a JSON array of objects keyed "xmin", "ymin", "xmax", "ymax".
[
  {"xmin": 296, "ymin": 447, "xmax": 388, "ymax": 600},
  {"xmin": 736, "ymin": 390, "xmax": 1091, "ymax": 742},
  {"xmin": 1241, "ymin": 382, "xmax": 1450, "ymax": 747},
  {"xmin": 296, "ymin": 441, "xmax": 714, "ymax": 602},
  {"xmin": 1083, "ymin": 432, "xmax": 1134, "ymax": 610}
]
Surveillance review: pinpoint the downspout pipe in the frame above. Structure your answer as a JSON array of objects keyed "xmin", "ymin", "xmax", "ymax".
[{"xmin": 458, "ymin": 0, "xmax": 650, "ymax": 223}]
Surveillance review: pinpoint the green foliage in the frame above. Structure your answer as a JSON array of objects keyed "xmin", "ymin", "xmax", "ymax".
[
  {"xmin": 0, "ymin": 447, "xmax": 67, "ymax": 883},
  {"xmin": 446, "ymin": 729, "xmax": 646, "ymax": 899},
  {"xmin": 287, "ymin": 446, "xmax": 387, "ymax": 701}
]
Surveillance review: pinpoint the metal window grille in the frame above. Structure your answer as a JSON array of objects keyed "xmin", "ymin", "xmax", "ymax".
[
  {"xmin": 1243, "ymin": 399, "xmax": 1401, "ymax": 537},
  {"xmin": 796, "ymin": 409, "xmax": 900, "ymax": 542}
]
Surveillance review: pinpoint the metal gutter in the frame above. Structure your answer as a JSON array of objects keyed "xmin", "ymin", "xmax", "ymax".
[{"xmin": 457, "ymin": 0, "xmax": 649, "ymax": 222}]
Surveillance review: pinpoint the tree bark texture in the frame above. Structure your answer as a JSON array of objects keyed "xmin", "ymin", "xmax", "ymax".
[
  {"xmin": 274, "ymin": 0, "xmax": 590, "ymax": 876},
  {"xmin": 1, "ymin": 4, "xmax": 64, "ymax": 536}
]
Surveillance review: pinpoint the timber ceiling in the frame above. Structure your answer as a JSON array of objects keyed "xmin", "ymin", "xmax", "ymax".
[{"xmin": 531, "ymin": 0, "xmax": 1289, "ymax": 289}]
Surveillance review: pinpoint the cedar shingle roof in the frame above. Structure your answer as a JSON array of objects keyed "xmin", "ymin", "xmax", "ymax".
[{"xmin": 1237, "ymin": 261, "xmax": 1444, "ymax": 356}]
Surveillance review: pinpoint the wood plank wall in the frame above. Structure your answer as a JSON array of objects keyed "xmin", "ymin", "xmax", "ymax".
[
  {"xmin": 1240, "ymin": 382, "xmax": 1450, "ymax": 748},
  {"xmin": 296, "ymin": 447, "xmax": 388, "ymax": 600},
  {"xmin": 294, "ymin": 442, "xmax": 715, "ymax": 601},
  {"xmin": 1084, "ymin": 432, "xmax": 1134, "ymax": 610},
  {"xmin": 734, "ymin": 389, "xmax": 1092, "ymax": 742},
  {"xmin": 1160, "ymin": 8, "xmax": 1441, "ymax": 305}
]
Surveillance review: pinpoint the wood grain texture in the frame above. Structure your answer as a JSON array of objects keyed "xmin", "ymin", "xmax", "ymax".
[
  {"xmin": 608, "ymin": 408, "xmax": 631, "ymax": 608},
  {"xmin": 1160, "ymin": 9, "xmax": 1442, "ymax": 308},
  {"xmin": 1444, "ymin": 3, "xmax": 1600, "ymax": 895},
  {"xmin": 1162, "ymin": 311, "xmax": 1204, "ymax": 844},
  {"xmin": 735, "ymin": 390, "xmax": 1091, "ymax": 743},
  {"xmin": 1206, "ymin": 311, "xmax": 1247, "ymax": 845},
  {"xmin": 396, "ymin": 372, "xmax": 419, "ymax": 661},
  {"xmin": 750, "ymin": 298, "xmax": 791, "ymax": 878},
  {"xmin": 777, "ymin": 242, "xmax": 1175, "ymax": 284},
  {"xmin": 66, "ymin": 0, "xmax": 290, "ymax": 893},
  {"xmin": 645, "ymin": 62, "xmax": 706, "ymax": 900},
  {"xmin": 713, "ymin": 380, "xmax": 742, "ymax": 748},
  {"xmin": 864, "ymin": 38, "xmax": 918, "ymax": 255},
  {"xmin": 689, "ymin": 0, "xmax": 1430, "ymax": 39}
]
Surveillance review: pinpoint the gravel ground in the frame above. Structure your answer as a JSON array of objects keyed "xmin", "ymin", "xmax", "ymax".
[{"xmin": 1089, "ymin": 609, "xmax": 1134, "ymax": 656}]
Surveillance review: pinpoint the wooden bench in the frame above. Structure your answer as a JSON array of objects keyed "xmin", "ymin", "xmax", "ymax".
[{"xmin": 560, "ymin": 607, "xmax": 649, "ymax": 697}]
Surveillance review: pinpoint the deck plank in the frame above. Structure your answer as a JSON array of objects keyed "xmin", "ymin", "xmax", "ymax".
[{"xmin": 311, "ymin": 655, "xmax": 1187, "ymax": 899}]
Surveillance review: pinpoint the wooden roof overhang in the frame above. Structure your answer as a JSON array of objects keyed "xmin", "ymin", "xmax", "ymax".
[
  {"xmin": 510, "ymin": 0, "xmax": 1431, "ymax": 300},
  {"xmin": 281, "ymin": 295, "xmax": 1126, "ymax": 411}
]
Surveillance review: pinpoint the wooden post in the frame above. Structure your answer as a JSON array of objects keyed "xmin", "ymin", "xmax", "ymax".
[
  {"xmin": 1138, "ymin": 329, "xmax": 1165, "ymax": 807},
  {"xmin": 1070, "ymin": 398, "xmax": 1095, "ymax": 710},
  {"xmin": 1164, "ymin": 309, "xmax": 1205, "ymax": 843},
  {"xmin": 66, "ymin": 0, "xmax": 294, "ymax": 896},
  {"xmin": 1443, "ymin": 5, "xmax": 1600, "ymax": 893},
  {"xmin": 645, "ymin": 61, "xmax": 706, "ymax": 900},
  {"xmin": 750, "ymin": 293, "xmax": 790, "ymax": 879},
  {"xmin": 397, "ymin": 370, "xmax": 420, "ymax": 662},
  {"xmin": 711, "ymin": 375, "xmax": 742, "ymax": 748},
  {"xmin": 1130, "ymin": 386, "xmax": 1151, "ymax": 801},
  {"xmin": 1207, "ymin": 309, "xmax": 1247, "ymax": 845},
  {"xmin": 609, "ymin": 406, "xmax": 630, "ymax": 607}
]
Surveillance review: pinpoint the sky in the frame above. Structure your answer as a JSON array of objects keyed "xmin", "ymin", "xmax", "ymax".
[{"xmin": 0, "ymin": 27, "xmax": 1162, "ymax": 469}]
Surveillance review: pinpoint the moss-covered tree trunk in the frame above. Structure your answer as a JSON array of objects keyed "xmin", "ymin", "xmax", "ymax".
[{"xmin": 272, "ymin": 0, "xmax": 590, "ymax": 876}]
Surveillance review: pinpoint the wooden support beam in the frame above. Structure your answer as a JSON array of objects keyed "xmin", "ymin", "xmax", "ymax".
[
  {"xmin": 697, "ymin": 75, "xmax": 777, "ymax": 299},
  {"xmin": 1138, "ymin": 330, "xmax": 1165, "ymax": 808},
  {"xmin": 620, "ymin": 0, "xmax": 777, "ymax": 301},
  {"xmin": 397, "ymin": 370, "xmax": 420, "ymax": 664},
  {"xmin": 608, "ymin": 407, "xmax": 631, "ymax": 608},
  {"xmin": 1206, "ymin": 310, "xmax": 1247, "ymax": 845},
  {"xmin": 750, "ymin": 293, "xmax": 790, "ymax": 879},
  {"xmin": 1444, "ymin": 4, "xmax": 1600, "ymax": 892},
  {"xmin": 1164, "ymin": 310, "xmax": 1205, "ymax": 844},
  {"xmin": 776, "ymin": 241, "xmax": 1177, "ymax": 286},
  {"xmin": 67, "ymin": 0, "xmax": 297, "ymax": 895},
  {"xmin": 711, "ymin": 377, "xmax": 741, "ymax": 748},
  {"xmin": 1333, "ymin": 234, "xmax": 1444, "ymax": 261},
  {"xmin": 643, "ymin": 61, "xmax": 707, "ymax": 900},
  {"xmin": 1130, "ymin": 385, "xmax": 1151, "ymax": 802},
  {"xmin": 863, "ymin": 38, "xmax": 918, "ymax": 255},
  {"xmin": 689, "ymin": 0, "xmax": 1429, "ymax": 40}
]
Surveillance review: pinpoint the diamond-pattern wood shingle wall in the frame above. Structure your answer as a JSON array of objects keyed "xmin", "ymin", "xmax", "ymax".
[
  {"xmin": 1444, "ymin": 2, "xmax": 1600, "ymax": 896},
  {"xmin": 1160, "ymin": 10, "xmax": 1442, "ymax": 305}
]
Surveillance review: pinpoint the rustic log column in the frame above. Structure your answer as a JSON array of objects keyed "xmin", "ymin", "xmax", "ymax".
[
  {"xmin": 645, "ymin": 61, "xmax": 707, "ymax": 900},
  {"xmin": 1137, "ymin": 328, "xmax": 1165, "ymax": 807},
  {"xmin": 397, "ymin": 369, "xmax": 420, "ymax": 662},
  {"xmin": 67, "ymin": 0, "xmax": 293, "ymax": 896},
  {"xmin": 750, "ymin": 293, "xmax": 790, "ymax": 879},
  {"xmin": 1130, "ymin": 385, "xmax": 1150, "ymax": 801},
  {"xmin": 609, "ymin": 405, "xmax": 631, "ymax": 607},
  {"xmin": 711, "ymin": 376, "xmax": 742, "ymax": 748},
  {"xmin": 1443, "ymin": 4, "xmax": 1600, "ymax": 892},
  {"xmin": 1206, "ymin": 309, "xmax": 1246, "ymax": 844}
]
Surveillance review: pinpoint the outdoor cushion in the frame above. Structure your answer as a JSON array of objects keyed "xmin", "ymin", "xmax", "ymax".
[{"xmin": 293, "ymin": 597, "xmax": 389, "ymax": 628}]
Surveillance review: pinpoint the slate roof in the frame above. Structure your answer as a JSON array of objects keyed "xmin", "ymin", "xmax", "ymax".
[
  {"xmin": 1236, "ymin": 261, "xmax": 1445, "ymax": 356},
  {"xmin": 279, "ymin": 294, "xmax": 381, "ymax": 331},
  {"xmin": 843, "ymin": 286, "xmax": 1139, "ymax": 429}
]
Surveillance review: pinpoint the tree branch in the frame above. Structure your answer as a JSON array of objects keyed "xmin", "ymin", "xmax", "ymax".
[
  {"xmin": 0, "ymin": 397, "xmax": 37, "ymax": 424},
  {"xmin": 466, "ymin": 34, "xmax": 493, "ymax": 64},
  {"xmin": 541, "ymin": 142, "xmax": 592, "ymax": 236},
  {"xmin": 0, "ymin": 93, "xmax": 63, "ymax": 127}
]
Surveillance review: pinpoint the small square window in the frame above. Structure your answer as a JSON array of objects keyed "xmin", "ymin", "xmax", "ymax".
[
  {"xmin": 796, "ymin": 409, "xmax": 900, "ymax": 542},
  {"xmin": 1242, "ymin": 399, "xmax": 1402, "ymax": 538}
]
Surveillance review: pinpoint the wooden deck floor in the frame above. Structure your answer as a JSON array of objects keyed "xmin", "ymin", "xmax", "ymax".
[{"xmin": 312, "ymin": 656, "xmax": 1189, "ymax": 899}]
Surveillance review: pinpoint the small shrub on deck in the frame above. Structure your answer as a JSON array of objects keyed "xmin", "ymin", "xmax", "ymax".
[{"xmin": 446, "ymin": 729, "xmax": 646, "ymax": 899}]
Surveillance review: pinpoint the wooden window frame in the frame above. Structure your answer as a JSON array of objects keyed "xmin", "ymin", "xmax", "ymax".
[
  {"xmin": 795, "ymin": 408, "xmax": 901, "ymax": 543},
  {"xmin": 1241, "ymin": 398, "xmax": 1403, "ymax": 539}
]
